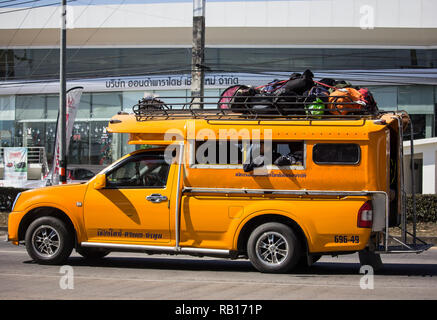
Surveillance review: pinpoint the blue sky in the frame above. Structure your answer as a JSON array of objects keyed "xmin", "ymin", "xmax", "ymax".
[{"xmin": 1, "ymin": 0, "xmax": 313, "ymax": 8}]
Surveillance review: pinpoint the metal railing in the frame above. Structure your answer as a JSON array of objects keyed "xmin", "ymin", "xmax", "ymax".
[
  {"xmin": 0, "ymin": 147, "xmax": 46, "ymax": 164},
  {"xmin": 129, "ymin": 95, "xmax": 380, "ymax": 122},
  {"xmin": 0, "ymin": 147, "xmax": 49, "ymax": 180}
]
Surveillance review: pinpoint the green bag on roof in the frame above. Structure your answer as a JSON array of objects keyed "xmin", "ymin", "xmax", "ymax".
[{"xmin": 306, "ymin": 98, "xmax": 325, "ymax": 116}]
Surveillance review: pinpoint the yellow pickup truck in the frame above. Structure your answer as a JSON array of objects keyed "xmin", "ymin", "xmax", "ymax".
[{"xmin": 6, "ymin": 106, "xmax": 432, "ymax": 273}]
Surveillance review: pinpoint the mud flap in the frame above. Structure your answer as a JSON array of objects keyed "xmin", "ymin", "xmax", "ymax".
[{"xmin": 359, "ymin": 249, "xmax": 383, "ymax": 271}]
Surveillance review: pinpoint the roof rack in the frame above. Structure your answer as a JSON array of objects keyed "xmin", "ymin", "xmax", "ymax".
[{"xmin": 131, "ymin": 95, "xmax": 381, "ymax": 122}]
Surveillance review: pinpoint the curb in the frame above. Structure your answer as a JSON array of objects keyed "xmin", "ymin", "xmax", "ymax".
[{"xmin": 0, "ymin": 226, "xmax": 7, "ymax": 235}]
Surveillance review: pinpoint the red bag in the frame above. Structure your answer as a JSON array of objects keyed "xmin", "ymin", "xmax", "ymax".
[
  {"xmin": 218, "ymin": 85, "xmax": 244, "ymax": 109},
  {"xmin": 358, "ymin": 88, "xmax": 378, "ymax": 114}
]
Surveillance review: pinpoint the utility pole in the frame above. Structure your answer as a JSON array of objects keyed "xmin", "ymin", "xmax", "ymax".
[
  {"xmin": 191, "ymin": 0, "xmax": 205, "ymax": 109},
  {"xmin": 59, "ymin": 0, "xmax": 67, "ymax": 184}
]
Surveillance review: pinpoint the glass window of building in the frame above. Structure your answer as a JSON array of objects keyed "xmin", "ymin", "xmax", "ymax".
[
  {"xmin": 68, "ymin": 121, "xmax": 90, "ymax": 165},
  {"xmin": 0, "ymin": 120, "xmax": 14, "ymax": 147},
  {"xmin": 123, "ymin": 90, "xmax": 189, "ymax": 111},
  {"xmin": 15, "ymin": 95, "xmax": 45, "ymax": 120},
  {"xmin": 46, "ymin": 94, "xmax": 59, "ymax": 120},
  {"xmin": 89, "ymin": 121, "xmax": 113, "ymax": 166},
  {"xmin": 2, "ymin": 48, "xmax": 437, "ymax": 81},
  {"xmin": 204, "ymin": 89, "xmax": 222, "ymax": 109},
  {"xmin": 399, "ymin": 86, "xmax": 434, "ymax": 139},
  {"xmin": 77, "ymin": 93, "xmax": 91, "ymax": 119},
  {"xmin": 0, "ymin": 95, "xmax": 15, "ymax": 147},
  {"xmin": 91, "ymin": 92, "xmax": 123, "ymax": 119},
  {"xmin": 368, "ymin": 86, "xmax": 398, "ymax": 111}
]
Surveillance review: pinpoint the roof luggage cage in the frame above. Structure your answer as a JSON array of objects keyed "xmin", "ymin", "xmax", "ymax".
[{"xmin": 131, "ymin": 95, "xmax": 381, "ymax": 122}]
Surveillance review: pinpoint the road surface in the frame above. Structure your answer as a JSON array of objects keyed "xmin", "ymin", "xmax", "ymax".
[{"xmin": 0, "ymin": 240, "xmax": 436, "ymax": 300}]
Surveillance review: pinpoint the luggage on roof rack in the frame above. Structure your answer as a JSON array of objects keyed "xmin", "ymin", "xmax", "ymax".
[
  {"xmin": 131, "ymin": 69, "xmax": 380, "ymax": 121},
  {"xmin": 132, "ymin": 94, "xmax": 379, "ymax": 121}
]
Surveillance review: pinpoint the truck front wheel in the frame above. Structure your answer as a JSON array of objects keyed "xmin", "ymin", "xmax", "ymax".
[
  {"xmin": 25, "ymin": 216, "xmax": 74, "ymax": 265},
  {"xmin": 247, "ymin": 222, "xmax": 301, "ymax": 273}
]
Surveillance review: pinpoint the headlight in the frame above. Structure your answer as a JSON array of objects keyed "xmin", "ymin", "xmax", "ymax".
[{"xmin": 11, "ymin": 192, "xmax": 21, "ymax": 212}]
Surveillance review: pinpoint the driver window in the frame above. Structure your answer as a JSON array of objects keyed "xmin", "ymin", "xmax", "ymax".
[{"xmin": 106, "ymin": 154, "xmax": 170, "ymax": 188}]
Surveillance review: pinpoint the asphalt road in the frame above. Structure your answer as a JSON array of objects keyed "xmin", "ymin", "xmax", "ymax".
[{"xmin": 0, "ymin": 240, "xmax": 437, "ymax": 301}]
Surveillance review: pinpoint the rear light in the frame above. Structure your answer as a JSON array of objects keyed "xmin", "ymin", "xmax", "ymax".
[{"xmin": 357, "ymin": 201, "xmax": 373, "ymax": 228}]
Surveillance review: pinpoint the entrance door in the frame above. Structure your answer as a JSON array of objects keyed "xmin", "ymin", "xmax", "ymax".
[{"xmin": 83, "ymin": 150, "xmax": 174, "ymax": 244}]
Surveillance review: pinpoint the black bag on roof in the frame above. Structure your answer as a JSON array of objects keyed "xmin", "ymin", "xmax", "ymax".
[
  {"xmin": 274, "ymin": 88, "xmax": 304, "ymax": 115},
  {"xmin": 318, "ymin": 78, "xmax": 336, "ymax": 87},
  {"xmin": 282, "ymin": 69, "xmax": 315, "ymax": 95},
  {"xmin": 246, "ymin": 93, "xmax": 279, "ymax": 114},
  {"xmin": 230, "ymin": 86, "xmax": 259, "ymax": 113},
  {"xmin": 217, "ymin": 69, "xmax": 315, "ymax": 116}
]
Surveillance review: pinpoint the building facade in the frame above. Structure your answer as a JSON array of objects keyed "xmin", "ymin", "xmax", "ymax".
[{"xmin": 1, "ymin": 0, "xmax": 437, "ymax": 192}]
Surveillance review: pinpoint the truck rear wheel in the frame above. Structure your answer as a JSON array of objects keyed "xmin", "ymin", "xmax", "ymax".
[
  {"xmin": 25, "ymin": 216, "xmax": 74, "ymax": 265},
  {"xmin": 247, "ymin": 222, "xmax": 301, "ymax": 273}
]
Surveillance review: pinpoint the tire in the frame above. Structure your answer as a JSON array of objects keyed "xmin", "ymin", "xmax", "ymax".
[
  {"xmin": 25, "ymin": 216, "xmax": 74, "ymax": 265},
  {"xmin": 247, "ymin": 222, "xmax": 301, "ymax": 273},
  {"xmin": 76, "ymin": 247, "xmax": 110, "ymax": 260}
]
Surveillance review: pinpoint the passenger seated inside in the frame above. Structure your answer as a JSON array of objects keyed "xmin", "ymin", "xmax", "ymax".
[
  {"xmin": 274, "ymin": 142, "xmax": 304, "ymax": 166},
  {"xmin": 243, "ymin": 142, "xmax": 304, "ymax": 172},
  {"xmin": 243, "ymin": 143, "xmax": 280, "ymax": 172}
]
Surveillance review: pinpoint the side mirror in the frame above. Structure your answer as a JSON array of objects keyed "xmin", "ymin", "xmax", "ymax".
[{"xmin": 93, "ymin": 174, "xmax": 106, "ymax": 190}]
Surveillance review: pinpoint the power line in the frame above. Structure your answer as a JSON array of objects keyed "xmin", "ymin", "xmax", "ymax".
[
  {"xmin": 0, "ymin": 4, "xmax": 60, "ymax": 99},
  {"xmin": 0, "ymin": 0, "xmax": 27, "ymax": 4},
  {"xmin": 74, "ymin": 0, "xmax": 190, "ymax": 24},
  {"xmin": 0, "ymin": 0, "xmax": 77, "ymax": 14},
  {"xmin": 2, "ymin": 68, "xmax": 436, "ymax": 89},
  {"xmin": 66, "ymin": 0, "xmax": 127, "ymax": 64},
  {"xmin": 0, "ymin": 0, "xmax": 95, "ymax": 81},
  {"xmin": 0, "ymin": 1, "xmax": 64, "ymax": 113},
  {"xmin": 0, "ymin": 0, "xmax": 41, "ymax": 9},
  {"xmin": 3, "ymin": 61, "xmax": 437, "ymax": 81},
  {"xmin": 0, "ymin": 0, "xmax": 39, "ymax": 61}
]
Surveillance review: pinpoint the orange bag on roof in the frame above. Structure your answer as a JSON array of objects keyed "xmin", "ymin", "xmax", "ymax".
[{"xmin": 328, "ymin": 88, "xmax": 366, "ymax": 115}]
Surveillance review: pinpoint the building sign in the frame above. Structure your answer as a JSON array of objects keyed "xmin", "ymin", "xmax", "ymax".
[
  {"xmin": 3, "ymin": 147, "xmax": 27, "ymax": 187},
  {"xmin": 104, "ymin": 75, "xmax": 241, "ymax": 90},
  {"xmin": 2, "ymin": 70, "xmax": 437, "ymax": 96}
]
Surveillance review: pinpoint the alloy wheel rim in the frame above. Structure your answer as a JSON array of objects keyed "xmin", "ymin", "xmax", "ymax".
[
  {"xmin": 255, "ymin": 231, "xmax": 289, "ymax": 265},
  {"xmin": 31, "ymin": 225, "xmax": 61, "ymax": 258}
]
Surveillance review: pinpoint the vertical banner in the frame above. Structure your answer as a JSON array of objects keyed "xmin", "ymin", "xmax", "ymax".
[
  {"xmin": 51, "ymin": 86, "xmax": 83, "ymax": 185},
  {"xmin": 4, "ymin": 147, "xmax": 28, "ymax": 187}
]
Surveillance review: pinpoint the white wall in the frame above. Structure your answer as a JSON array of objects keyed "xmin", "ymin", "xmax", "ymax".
[
  {"xmin": 404, "ymin": 137, "xmax": 437, "ymax": 194},
  {"xmin": 2, "ymin": 0, "xmax": 437, "ymax": 30},
  {"xmin": 1, "ymin": 0, "xmax": 437, "ymax": 47}
]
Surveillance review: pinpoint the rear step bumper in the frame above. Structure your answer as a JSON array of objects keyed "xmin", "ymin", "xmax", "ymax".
[
  {"xmin": 376, "ymin": 243, "xmax": 434, "ymax": 254},
  {"xmin": 377, "ymin": 231, "xmax": 434, "ymax": 254}
]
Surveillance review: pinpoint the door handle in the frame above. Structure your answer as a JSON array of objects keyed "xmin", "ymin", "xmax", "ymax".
[{"xmin": 146, "ymin": 193, "xmax": 168, "ymax": 203}]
